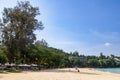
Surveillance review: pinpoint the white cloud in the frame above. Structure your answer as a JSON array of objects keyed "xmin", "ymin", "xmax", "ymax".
[{"xmin": 104, "ymin": 42, "xmax": 112, "ymax": 47}]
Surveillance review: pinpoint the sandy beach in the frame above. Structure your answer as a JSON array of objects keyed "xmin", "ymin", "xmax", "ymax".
[{"xmin": 0, "ymin": 68, "xmax": 120, "ymax": 80}]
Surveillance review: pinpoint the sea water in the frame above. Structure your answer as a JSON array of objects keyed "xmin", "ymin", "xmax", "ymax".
[{"xmin": 96, "ymin": 68, "xmax": 120, "ymax": 74}]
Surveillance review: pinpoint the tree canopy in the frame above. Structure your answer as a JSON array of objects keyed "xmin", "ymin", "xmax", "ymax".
[
  {"xmin": 0, "ymin": 1, "xmax": 43, "ymax": 63},
  {"xmin": 0, "ymin": 1, "xmax": 120, "ymax": 69}
]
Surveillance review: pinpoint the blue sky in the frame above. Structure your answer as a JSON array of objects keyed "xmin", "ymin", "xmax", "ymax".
[{"xmin": 0, "ymin": 0, "xmax": 120, "ymax": 55}]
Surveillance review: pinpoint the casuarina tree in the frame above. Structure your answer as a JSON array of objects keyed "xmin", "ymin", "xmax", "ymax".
[{"xmin": 0, "ymin": 1, "xmax": 43, "ymax": 63}]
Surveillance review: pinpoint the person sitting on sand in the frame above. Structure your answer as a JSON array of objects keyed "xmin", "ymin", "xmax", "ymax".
[{"xmin": 75, "ymin": 66, "xmax": 80, "ymax": 72}]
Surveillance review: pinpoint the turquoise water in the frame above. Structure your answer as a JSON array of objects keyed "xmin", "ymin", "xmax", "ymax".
[{"xmin": 96, "ymin": 68, "xmax": 120, "ymax": 74}]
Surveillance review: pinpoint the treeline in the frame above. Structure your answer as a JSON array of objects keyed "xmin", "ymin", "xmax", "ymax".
[
  {"xmin": 0, "ymin": 39, "xmax": 120, "ymax": 68},
  {"xmin": 0, "ymin": 1, "xmax": 120, "ymax": 68}
]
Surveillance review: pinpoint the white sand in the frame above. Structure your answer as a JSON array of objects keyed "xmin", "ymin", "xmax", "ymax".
[{"xmin": 0, "ymin": 68, "xmax": 120, "ymax": 80}]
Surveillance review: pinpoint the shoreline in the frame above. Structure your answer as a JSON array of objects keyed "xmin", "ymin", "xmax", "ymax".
[
  {"xmin": 95, "ymin": 68, "xmax": 120, "ymax": 74},
  {"xmin": 0, "ymin": 68, "xmax": 120, "ymax": 80}
]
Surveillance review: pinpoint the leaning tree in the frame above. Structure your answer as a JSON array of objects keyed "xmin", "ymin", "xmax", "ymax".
[{"xmin": 0, "ymin": 1, "xmax": 43, "ymax": 63}]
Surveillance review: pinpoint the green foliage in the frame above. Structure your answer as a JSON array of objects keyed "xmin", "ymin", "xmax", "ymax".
[
  {"xmin": 0, "ymin": 50, "xmax": 8, "ymax": 64},
  {"xmin": 0, "ymin": 71, "xmax": 7, "ymax": 74},
  {"xmin": 88, "ymin": 59, "xmax": 100, "ymax": 67},
  {"xmin": 35, "ymin": 39, "xmax": 48, "ymax": 47},
  {"xmin": 0, "ymin": 1, "xmax": 120, "ymax": 69},
  {"xmin": 116, "ymin": 62, "xmax": 120, "ymax": 67},
  {"xmin": 7, "ymin": 70, "xmax": 22, "ymax": 73},
  {"xmin": 99, "ymin": 52, "xmax": 106, "ymax": 59},
  {"xmin": 0, "ymin": 1, "xmax": 43, "ymax": 63},
  {"xmin": 99, "ymin": 59, "xmax": 107, "ymax": 67}
]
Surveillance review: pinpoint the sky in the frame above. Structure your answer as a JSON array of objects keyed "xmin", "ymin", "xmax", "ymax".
[{"xmin": 0, "ymin": 0, "xmax": 120, "ymax": 56}]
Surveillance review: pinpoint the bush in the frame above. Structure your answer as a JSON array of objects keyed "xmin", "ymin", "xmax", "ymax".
[
  {"xmin": 7, "ymin": 69, "xmax": 22, "ymax": 73},
  {"xmin": 88, "ymin": 59, "xmax": 100, "ymax": 67},
  {"xmin": 0, "ymin": 71, "xmax": 7, "ymax": 74},
  {"xmin": 0, "ymin": 51, "xmax": 8, "ymax": 64}
]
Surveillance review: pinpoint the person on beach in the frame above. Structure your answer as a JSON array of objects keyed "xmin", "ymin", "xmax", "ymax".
[{"xmin": 75, "ymin": 66, "xmax": 80, "ymax": 72}]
